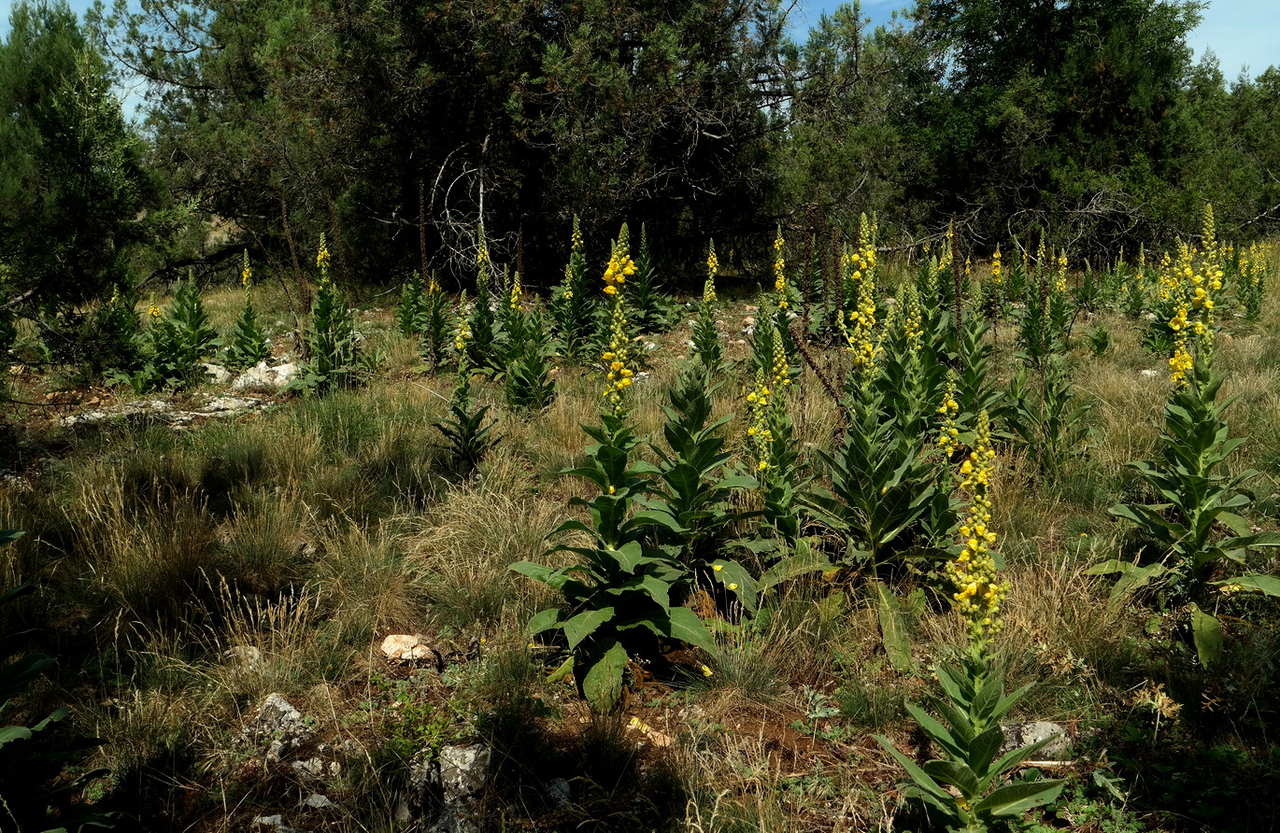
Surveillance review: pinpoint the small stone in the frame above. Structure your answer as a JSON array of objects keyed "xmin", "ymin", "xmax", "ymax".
[
  {"xmin": 244, "ymin": 693, "xmax": 312, "ymax": 762},
  {"xmin": 299, "ymin": 793, "xmax": 336, "ymax": 811},
  {"xmin": 291, "ymin": 756, "xmax": 326, "ymax": 780},
  {"xmin": 545, "ymin": 777, "xmax": 571, "ymax": 807},
  {"xmin": 1001, "ymin": 720, "xmax": 1071, "ymax": 761},
  {"xmin": 251, "ymin": 815, "xmax": 297, "ymax": 832},
  {"xmin": 1139, "ymin": 369, "xmax": 1160, "ymax": 379},
  {"xmin": 380, "ymin": 634, "xmax": 441, "ymax": 666},
  {"xmin": 225, "ymin": 645, "xmax": 263, "ymax": 669},
  {"xmin": 439, "ymin": 744, "xmax": 491, "ymax": 802},
  {"xmin": 202, "ymin": 363, "xmax": 234, "ymax": 385}
]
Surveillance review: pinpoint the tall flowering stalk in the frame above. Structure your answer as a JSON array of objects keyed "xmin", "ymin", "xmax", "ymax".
[
  {"xmin": 691, "ymin": 240, "xmax": 723, "ymax": 373},
  {"xmin": 224, "ymin": 249, "xmax": 270, "ymax": 370},
  {"xmin": 877, "ymin": 408, "xmax": 1063, "ymax": 832},
  {"xmin": 601, "ymin": 237, "xmax": 638, "ymax": 417}
]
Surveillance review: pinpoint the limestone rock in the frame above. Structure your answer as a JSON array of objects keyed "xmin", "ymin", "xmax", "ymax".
[
  {"xmin": 1001, "ymin": 720, "xmax": 1071, "ymax": 761},
  {"xmin": 243, "ymin": 693, "xmax": 312, "ymax": 762},
  {"xmin": 224, "ymin": 645, "xmax": 263, "ymax": 669},
  {"xmin": 203, "ymin": 363, "xmax": 234, "ymax": 385},
  {"xmin": 232, "ymin": 361, "xmax": 299, "ymax": 391},
  {"xmin": 380, "ymin": 633, "xmax": 441, "ymax": 666}
]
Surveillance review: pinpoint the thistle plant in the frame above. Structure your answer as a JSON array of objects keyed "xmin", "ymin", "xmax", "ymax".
[
  {"xmin": 396, "ymin": 271, "xmax": 425, "ymax": 336},
  {"xmin": 691, "ymin": 240, "xmax": 723, "ymax": 374},
  {"xmin": 513, "ymin": 239, "xmax": 716, "ymax": 714},
  {"xmin": 417, "ymin": 274, "xmax": 451, "ymax": 370},
  {"xmin": 298, "ymin": 234, "xmax": 361, "ymax": 394},
  {"xmin": 223, "ymin": 250, "xmax": 270, "ymax": 370},
  {"xmin": 551, "ymin": 215, "xmax": 595, "ymax": 362},
  {"xmin": 433, "ymin": 304, "xmax": 497, "ymax": 477},
  {"xmin": 877, "ymin": 412, "xmax": 1064, "ymax": 832}
]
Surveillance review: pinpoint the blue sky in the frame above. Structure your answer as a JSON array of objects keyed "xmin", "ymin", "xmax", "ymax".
[
  {"xmin": 2, "ymin": 0, "xmax": 1276, "ymax": 81},
  {"xmin": 794, "ymin": 1, "xmax": 1277, "ymax": 79}
]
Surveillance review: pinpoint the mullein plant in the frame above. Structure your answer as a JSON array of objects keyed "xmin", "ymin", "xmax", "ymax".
[
  {"xmin": 504, "ymin": 306, "xmax": 556, "ymax": 412},
  {"xmin": 1121, "ymin": 244, "xmax": 1149, "ymax": 320},
  {"xmin": 1093, "ymin": 236, "xmax": 1280, "ymax": 667},
  {"xmin": 1236, "ymin": 240, "xmax": 1268, "ymax": 321},
  {"xmin": 550, "ymin": 215, "xmax": 595, "ymax": 362},
  {"xmin": 746, "ymin": 320, "xmax": 803, "ymax": 546},
  {"xmin": 771, "ymin": 226, "xmax": 796, "ymax": 359},
  {"xmin": 513, "ymin": 235, "xmax": 716, "ymax": 714},
  {"xmin": 627, "ymin": 223, "xmax": 668, "ymax": 332},
  {"xmin": 977, "ymin": 246, "xmax": 1004, "ymax": 322},
  {"xmin": 297, "ymin": 234, "xmax": 361, "ymax": 394},
  {"xmin": 433, "ymin": 302, "xmax": 497, "ymax": 477},
  {"xmin": 127, "ymin": 271, "xmax": 219, "ymax": 391},
  {"xmin": 395, "ymin": 271, "xmax": 425, "ymax": 336},
  {"xmin": 690, "ymin": 240, "xmax": 723, "ymax": 374},
  {"xmin": 877, "ymin": 412, "xmax": 1065, "ymax": 832},
  {"xmin": 417, "ymin": 274, "xmax": 451, "ymax": 371},
  {"xmin": 223, "ymin": 250, "xmax": 270, "ymax": 370},
  {"xmin": 647, "ymin": 364, "xmax": 759, "ymax": 610},
  {"xmin": 1006, "ymin": 358, "xmax": 1093, "ymax": 479}
]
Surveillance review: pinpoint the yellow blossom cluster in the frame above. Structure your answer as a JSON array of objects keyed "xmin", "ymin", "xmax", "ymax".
[
  {"xmin": 147, "ymin": 303, "xmax": 161, "ymax": 319},
  {"xmin": 453, "ymin": 307, "xmax": 472, "ymax": 355},
  {"xmin": 241, "ymin": 249, "xmax": 253, "ymax": 288},
  {"xmin": 901, "ymin": 283, "xmax": 924, "ymax": 354},
  {"xmin": 602, "ymin": 247, "xmax": 637, "ymax": 297},
  {"xmin": 936, "ymin": 370, "xmax": 960, "ymax": 456},
  {"xmin": 315, "ymin": 233, "xmax": 331, "ymax": 278},
  {"xmin": 475, "ymin": 222, "xmax": 491, "ymax": 272},
  {"xmin": 601, "ymin": 250, "xmax": 635, "ymax": 415},
  {"xmin": 846, "ymin": 252, "xmax": 879, "ymax": 380},
  {"xmin": 745, "ymin": 373, "xmax": 775, "ymax": 471},
  {"xmin": 1160, "ymin": 206, "xmax": 1225, "ymax": 385},
  {"xmin": 772, "ymin": 228, "xmax": 788, "ymax": 310},
  {"xmin": 770, "ymin": 323, "xmax": 791, "ymax": 391},
  {"xmin": 509, "ymin": 271, "xmax": 523, "ymax": 310},
  {"xmin": 428, "ymin": 276, "xmax": 442, "ymax": 294},
  {"xmin": 1053, "ymin": 251, "xmax": 1068, "ymax": 295},
  {"xmin": 945, "ymin": 410, "xmax": 1007, "ymax": 645},
  {"xmin": 704, "ymin": 241, "xmax": 718, "ymax": 304},
  {"xmin": 990, "ymin": 246, "xmax": 1003, "ymax": 285}
]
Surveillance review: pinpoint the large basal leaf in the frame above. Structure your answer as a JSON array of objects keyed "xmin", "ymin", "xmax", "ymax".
[
  {"xmin": 758, "ymin": 541, "xmax": 832, "ymax": 592},
  {"xmin": 873, "ymin": 581, "xmax": 914, "ymax": 672},
  {"xmin": 526, "ymin": 607, "xmax": 562, "ymax": 636},
  {"xmin": 1215, "ymin": 573, "xmax": 1280, "ymax": 597},
  {"xmin": 872, "ymin": 735, "xmax": 954, "ymax": 806},
  {"xmin": 664, "ymin": 606, "xmax": 719, "ymax": 655},
  {"xmin": 1190, "ymin": 603, "xmax": 1223, "ymax": 669},
  {"xmin": 563, "ymin": 606, "xmax": 616, "ymax": 649},
  {"xmin": 973, "ymin": 778, "xmax": 1065, "ymax": 817},
  {"xmin": 711, "ymin": 559, "xmax": 758, "ymax": 613},
  {"xmin": 580, "ymin": 641, "xmax": 628, "ymax": 713}
]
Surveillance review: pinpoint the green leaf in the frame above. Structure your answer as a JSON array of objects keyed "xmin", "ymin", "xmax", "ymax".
[
  {"xmin": 872, "ymin": 735, "xmax": 954, "ymax": 805},
  {"xmin": 873, "ymin": 581, "xmax": 914, "ymax": 672},
  {"xmin": 973, "ymin": 778, "xmax": 1065, "ymax": 817},
  {"xmin": 665, "ymin": 606, "xmax": 718, "ymax": 656},
  {"xmin": 1190, "ymin": 603, "xmax": 1223, "ymax": 669},
  {"xmin": 1215, "ymin": 573, "xmax": 1280, "ymax": 597},
  {"xmin": 580, "ymin": 641, "xmax": 628, "ymax": 713},
  {"xmin": 563, "ymin": 607, "xmax": 616, "ymax": 649},
  {"xmin": 757, "ymin": 540, "xmax": 832, "ymax": 592},
  {"xmin": 923, "ymin": 760, "xmax": 979, "ymax": 796},
  {"xmin": 904, "ymin": 702, "xmax": 964, "ymax": 759},
  {"xmin": 710, "ymin": 559, "xmax": 758, "ymax": 614},
  {"xmin": 527, "ymin": 607, "xmax": 562, "ymax": 636}
]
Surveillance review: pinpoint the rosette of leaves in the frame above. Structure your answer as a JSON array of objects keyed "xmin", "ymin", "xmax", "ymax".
[
  {"xmin": 433, "ymin": 360, "xmax": 497, "ymax": 477},
  {"xmin": 647, "ymin": 366, "xmax": 756, "ymax": 595},
  {"xmin": 129, "ymin": 274, "xmax": 218, "ymax": 391},
  {"xmin": 691, "ymin": 292, "xmax": 722, "ymax": 376},
  {"xmin": 1006, "ymin": 359, "xmax": 1092, "ymax": 479},
  {"xmin": 466, "ymin": 279, "xmax": 502, "ymax": 374},
  {"xmin": 511, "ymin": 414, "xmax": 715, "ymax": 713}
]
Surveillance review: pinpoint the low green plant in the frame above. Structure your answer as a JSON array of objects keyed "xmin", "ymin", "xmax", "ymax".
[
  {"xmin": 433, "ymin": 313, "xmax": 497, "ymax": 477},
  {"xmin": 1006, "ymin": 359, "xmax": 1093, "ymax": 479},
  {"xmin": 395, "ymin": 271, "xmax": 425, "ymax": 336},
  {"xmin": 550, "ymin": 215, "xmax": 596, "ymax": 363},
  {"xmin": 224, "ymin": 253, "xmax": 269, "ymax": 370},
  {"xmin": 116, "ymin": 273, "xmax": 218, "ymax": 391},
  {"xmin": 627, "ymin": 223, "xmax": 668, "ymax": 332}
]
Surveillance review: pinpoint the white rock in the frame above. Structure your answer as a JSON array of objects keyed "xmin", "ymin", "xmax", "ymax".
[
  {"xmin": 1001, "ymin": 720, "xmax": 1071, "ymax": 761},
  {"xmin": 232, "ymin": 361, "xmax": 298, "ymax": 391},
  {"xmin": 224, "ymin": 645, "xmax": 263, "ymax": 669},
  {"xmin": 380, "ymin": 634, "xmax": 438, "ymax": 664},
  {"xmin": 244, "ymin": 693, "xmax": 312, "ymax": 761},
  {"xmin": 439, "ymin": 744, "xmax": 491, "ymax": 802},
  {"xmin": 202, "ymin": 363, "xmax": 234, "ymax": 385},
  {"xmin": 1139, "ymin": 369, "xmax": 1160, "ymax": 379},
  {"xmin": 299, "ymin": 793, "xmax": 335, "ymax": 811},
  {"xmin": 203, "ymin": 395, "xmax": 263, "ymax": 413},
  {"xmin": 251, "ymin": 815, "xmax": 297, "ymax": 832}
]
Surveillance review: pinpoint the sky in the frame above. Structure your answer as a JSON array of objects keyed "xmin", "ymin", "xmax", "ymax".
[
  {"xmin": 1, "ymin": 0, "xmax": 1275, "ymax": 81},
  {"xmin": 793, "ymin": 0, "xmax": 1277, "ymax": 80}
]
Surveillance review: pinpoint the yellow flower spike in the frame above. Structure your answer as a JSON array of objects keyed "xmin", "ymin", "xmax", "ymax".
[
  {"xmin": 712, "ymin": 564, "xmax": 723, "ymax": 572},
  {"xmin": 241, "ymin": 249, "xmax": 253, "ymax": 288}
]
